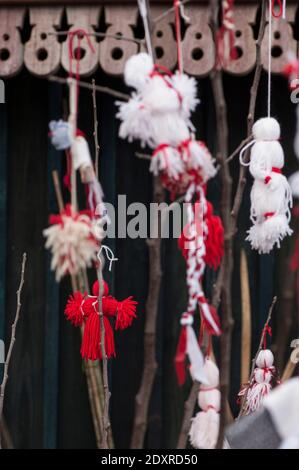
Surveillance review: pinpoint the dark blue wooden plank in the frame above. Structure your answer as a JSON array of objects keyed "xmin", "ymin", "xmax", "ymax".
[{"xmin": 43, "ymin": 82, "xmax": 61, "ymax": 449}]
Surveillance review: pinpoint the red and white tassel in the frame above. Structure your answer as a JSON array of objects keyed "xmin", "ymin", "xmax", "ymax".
[
  {"xmin": 174, "ymin": 313, "xmax": 207, "ymax": 386},
  {"xmin": 241, "ymin": 117, "xmax": 293, "ymax": 253},
  {"xmin": 189, "ymin": 357, "xmax": 220, "ymax": 449},
  {"xmin": 43, "ymin": 204, "xmax": 100, "ymax": 281},
  {"xmin": 216, "ymin": 0, "xmax": 237, "ymax": 68},
  {"xmin": 238, "ymin": 349, "xmax": 275, "ymax": 415}
]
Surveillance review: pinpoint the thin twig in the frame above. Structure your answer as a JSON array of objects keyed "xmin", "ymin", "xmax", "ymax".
[
  {"xmin": 231, "ymin": 0, "xmax": 267, "ymax": 220},
  {"xmin": 226, "ymin": 134, "xmax": 253, "ymax": 163},
  {"xmin": 48, "ymin": 30, "xmax": 145, "ymax": 46},
  {"xmin": 238, "ymin": 296, "xmax": 277, "ymax": 418},
  {"xmin": 0, "ymin": 253, "xmax": 27, "ymax": 449},
  {"xmin": 92, "ymin": 79, "xmax": 100, "ymax": 179},
  {"xmin": 209, "ymin": 0, "xmax": 234, "ymax": 449},
  {"xmin": 48, "ymin": 76, "xmax": 130, "ymax": 102},
  {"xmin": 130, "ymin": 0, "xmax": 165, "ymax": 449},
  {"xmin": 135, "ymin": 152, "xmax": 151, "ymax": 161},
  {"xmin": 97, "ymin": 264, "xmax": 111, "ymax": 449}
]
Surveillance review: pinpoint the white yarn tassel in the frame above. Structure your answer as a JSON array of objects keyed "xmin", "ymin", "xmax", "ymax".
[
  {"xmin": 239, "ymin": 349, "xmax": 275, "ymax": 415},
  {"xmin": 150, "ymin": 145, "xmax": 183, "ymax": 180},
  {"xmin": 180, "ymin": 314, "xmax": 207, "ymax": 385},
  {"xmin": 189, "ymin": 358, "xmax": 220, "ymax": 449},
  {"xmin": 244, "ymin": 117, "xmax": 293, "ymax": 253}
]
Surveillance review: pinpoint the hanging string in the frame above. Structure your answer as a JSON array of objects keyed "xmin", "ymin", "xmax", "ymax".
[
  {"xmin": 271, "ymin": 0, "xmax": 286, "ymax": 19},
  {"xmin": 138, "ymin": 0, "xmax": 154, "ymax": 61},
  {"xmin": 262, "ymin": 325, "xmax": 272, "ymax": 349},
  {"xmin": 98, "ymin": 245, "xmax": 118, "ymax": 272},
  {"xmin": 267, "ymin": 0, "xmax": 272, "ymax": 118},
  {"xmin": 174, "ymin": 0, "xmax": 183, "ymax": 73}
]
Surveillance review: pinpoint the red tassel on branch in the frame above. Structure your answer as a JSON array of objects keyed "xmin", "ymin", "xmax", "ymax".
[{"xmin": 81, "ymin": 311, "xmax": 115, "ymax": 360}]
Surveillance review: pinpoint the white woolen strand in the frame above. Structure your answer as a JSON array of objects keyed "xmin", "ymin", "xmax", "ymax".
[
  {"xmin": 149, "ymin": 146, "xmax": 183, "ymax": 180},
  {"xmin": 181, "ymin": 140, "xmax": 217, "ymax": 183},
  {"xmin": 189, "ymin": 358, "xmax": 220, "ymax": 449},
  {"xmin": 245, "ymin": 117, "xmax": 293, "ymax": 253},
  {"xmin": 117, "ymin": 53, "xmax": 198, "ymax": 150},
  {"xmin": 244, "ymin": 349, "xmax": 275, "ymax": 414},
  {"xmin": 43, "ymin": 214, "xmax": 99, "ymax": 281}
]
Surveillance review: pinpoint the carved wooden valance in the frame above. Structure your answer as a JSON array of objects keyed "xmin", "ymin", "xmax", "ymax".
[{"xmin": 0, "ymin": 2, "xmax": 298, "ymax": 78}]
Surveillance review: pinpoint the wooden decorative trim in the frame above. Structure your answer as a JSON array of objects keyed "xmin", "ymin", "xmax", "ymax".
[{"xmin": 0, "ymin": 2, "xmax": 298, "ymax": 79}]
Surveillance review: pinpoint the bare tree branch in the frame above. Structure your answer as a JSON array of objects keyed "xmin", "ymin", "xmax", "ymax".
[
  {"xmin": 92, "ymin": 79, "xmax": 100, "ymax": 179},
  {"xmin": 0, "ymin": 253, "xmax": 27, "ymax": 449},
  {"xmin": 48, "ymin": 76, "xmax": 130, "ymax": 102}
]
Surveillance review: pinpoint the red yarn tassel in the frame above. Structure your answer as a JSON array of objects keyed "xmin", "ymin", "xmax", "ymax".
[
  {"xmin": 81, "ymin": 311, "xmax": 115, "ymax": 361},
  {"xmin": 174, "ymin": 326, "xmax": 187, "ymax": 386},
  {"xmin": 200, "ymin": 303, "xmax": 222, "ymax": 337},
  {"xmin": 64, "ymin": 291, "xmax": 85, "ymax": 326},
  {"xmin": 204, "ymin": 203, "xmax": 224, "ymax": 270},
  {"xmin": 115, "ymin": 297, "xmax": 138, "ymax": 330}
]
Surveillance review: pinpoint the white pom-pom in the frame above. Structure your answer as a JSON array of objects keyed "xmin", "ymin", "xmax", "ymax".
[
  {"xmin": 182, "ymin": 140, "xmax": 217, "ymax": 182},
  {"xmin": 198, "ymin": 389, "xmax": 221, "ymax": 412},
  {"xmin": 256, "ymin": 349, "xmax": 274, "ymax": 368},
  {"xmin": 124, "ymin": 53, "xmax": 153, "ymax": 90},
  {"xmin": 189, "ymin": 358, "xmax": 220, "ymax": 449},
  {"xmin": 43, "ymin": 207, "xmax": 99, "ymax": 281},
  {"xmin": 252, "ymin": 117, "xmax": 281, "ymax": 141},
  {"xmin": 171, "ymin": 72, "xmax": 199, "ymax": 119},
  {"xmin": 189, "ymin": 409, "xmax": 219, "ymax": 449},
  {"xmin": 253, "ymin": 368, "xmax": 272, "ymax": 384},
  {"xmin": 246, "ymin": 213, "xmax": 293, "ymax": 254}
]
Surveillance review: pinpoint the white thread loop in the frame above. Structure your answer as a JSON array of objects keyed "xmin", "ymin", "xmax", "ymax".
[
  {"xmin": 268, "ymin": 0, "xmax": 272, "ymax": 118},
  {"xmin": 178, "ymin": 1, "xmax": 190, "ymax": 23},
  {"xmin": 137, "ymin": 0, "xmax": 154, "ymax": 60},
  {"xmin": 282, "ymin": 0, "xmax": 286, "ymax": 19},
  {"xmin": 98, "ymin": 245, "xmax": 118, "ymax": 271},
  {"xmin": 239, "ymin": 139, "xmax": 256, "ymax": 166}
]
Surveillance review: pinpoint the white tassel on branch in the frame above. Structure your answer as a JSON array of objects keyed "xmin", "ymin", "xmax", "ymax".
[
  {"xmin": 238, "ymin": 349, "xmax": 275, "ymax": 415},
  {"xmin": 244, "ymin": 117, "xmax": 293, "ymax": 253},
  {"xmin": 189, "ymin": 358, "xmax": 220, "ymax": 449}
]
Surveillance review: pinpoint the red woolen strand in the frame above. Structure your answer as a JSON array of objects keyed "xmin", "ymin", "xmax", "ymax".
[
  {"xmin": 64, "ymin": 291, "xmax": 85, "ymax": 326},
  {"xmin": 92, "ymin": 280, "xmax": 109, "ymax": 297},
  {"xmin": 81, "ymin": 311, "xmax": 115, "ymax": 361},
  {"xmin": 200, "ymin": 304, "xmax": 222, "ymax": 336},
  {"xmin": 174, "ymin": 326, "xmax": 187, "ymax": 386},
  {"xmin": 204, "ymin": 203, "xmax": 224, "ymax": 270},
  {"xmin": 115, "ymin": 297, "xmax": 138, "ymax": 330},
  {"xmin": 102, "ymin": 296, "xmax": 119, "ymax": 318}
]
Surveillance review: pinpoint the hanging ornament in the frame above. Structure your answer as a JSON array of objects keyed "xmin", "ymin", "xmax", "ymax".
[
  {"xmin": 238, "ymin": 348, "xmax": 276, "ymax": 415},
  {"xmin": 175, "ymin": 186, "xmax": 223, "ymax": 385},
  {"xmin": 65, "ymin": 280, "xmax": 138, "ymax": 360},
  {"xmin": 43, "ymin": 204, "xmax": 100, "ymax": 281},
  {"xmin": 189, "ymin": 357, "xmax": 220, "ymax": 449},
  {"xmin": 216, "ymin": 0, "xmax": 237, "ymax": 68},
  {"xmin": 241, "ymin": 117, "xmax": 293, "ymax": 254}
]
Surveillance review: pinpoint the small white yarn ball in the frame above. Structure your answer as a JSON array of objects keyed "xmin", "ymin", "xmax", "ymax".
[
  {"xmin": 256, "ymin": 349, "xmax": 274, "ymax": 368},
  {"xmin": 253, "ymin": 117, "xmax": 281, "ymax": 142},
  {"xmin": 124, "ymin": 53, "xmax": 153, "ymax": 90}
]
